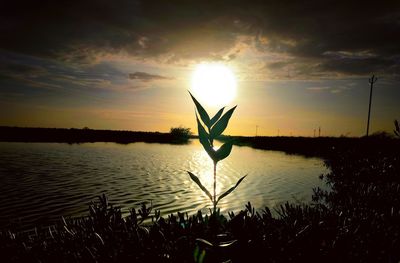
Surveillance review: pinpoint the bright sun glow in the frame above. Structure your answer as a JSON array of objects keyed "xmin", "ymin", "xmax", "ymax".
[{"xmin": 191, "ymin": 63, "xmax": 237, "ymax": 107}]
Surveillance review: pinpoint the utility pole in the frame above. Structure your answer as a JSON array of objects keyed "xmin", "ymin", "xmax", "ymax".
[
  {"xmin": 318, "ymin": 127, "xmax": 321, "ymax": 137},
  {"xmin": 366, "ymin": 75, "xmax": 377, "ymax": 136},
  {"xmin": 255, "ymin": 125, "xmax": 258, "ymax": 137}
]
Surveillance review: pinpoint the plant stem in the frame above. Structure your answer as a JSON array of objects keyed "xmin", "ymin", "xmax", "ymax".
[{"xmin": 213, "ymin": 161, "xmax": 217, "ymax": 214}]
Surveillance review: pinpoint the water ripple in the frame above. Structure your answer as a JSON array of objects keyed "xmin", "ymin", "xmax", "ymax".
[{"xmin": 0, "ymin": 142, "xmax": 329, "ymax": 229}]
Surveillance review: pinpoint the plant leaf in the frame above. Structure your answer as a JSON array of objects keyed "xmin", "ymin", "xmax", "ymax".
[
  {"xmin": 218, "ymin": 240, "xmax": 237, "ymax": 248},
  {"xmin": 199, "ymin": 249, "xmax": 206, "ymax": 263},
  {"xmin": 196, "ymin": 115, "xmax": 216, "ymax": 160},
  {"xmin": 196, "ymin": 238, "xmax": 214, "ymax": 247},
  {"xmin": 189, "ymin": 91, "xmax": 210, "ymax": 128},
  {"xmin": 210, "ymin": 106, "xmax": 237, "ymax": 139},
  {"xmin": 187, "ymin": 171, "xmax": 213, "ymax": 202},
  {"xmin": 216, "ymin": 175, "xmax": 247, "ymax": 205},
  {"xmin": 210, "ymin": 107, "xmax": 225, "ymax": 127},
  {"xmin": 214, "ymin": 141, "xmax": 233, "ymax": 162},
  {"xmin": 395, "ymin": 120, "xmax": 400, "ymax": 137}
]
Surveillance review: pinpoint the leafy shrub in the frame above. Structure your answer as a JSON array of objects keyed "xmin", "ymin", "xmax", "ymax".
[{"xmin": 170, "ymin": 126, "xmax": 192, "ymax": 139}]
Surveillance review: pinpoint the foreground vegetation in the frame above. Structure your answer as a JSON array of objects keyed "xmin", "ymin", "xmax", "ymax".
[{"xmin": 1, "ymin": 138, "xmax": 399, "ymax": 262}]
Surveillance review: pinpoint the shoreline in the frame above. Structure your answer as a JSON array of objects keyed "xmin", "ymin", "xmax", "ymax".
[
  {"xmin": 2, "ymin": 126, "xmax": 399, "ymax": 159},
  {"xmin": 0, "ymin": 126, "xmax": 191, "ymax": 144}
]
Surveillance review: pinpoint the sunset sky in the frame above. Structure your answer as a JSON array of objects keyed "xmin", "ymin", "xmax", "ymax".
[{"xmin": 1, "ymin": 0, "xmax": 399, "ymax": 137}]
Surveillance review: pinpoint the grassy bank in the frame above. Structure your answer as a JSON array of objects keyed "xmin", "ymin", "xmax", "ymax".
[{"xmin": 1, "ymin": 141, "xmax": 399, "ymax": 262}]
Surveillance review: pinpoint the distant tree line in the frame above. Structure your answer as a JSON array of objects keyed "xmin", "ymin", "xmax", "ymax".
[
  {"xmin": 219, "ymin": 133, "xmax": 400, "ymax": 159},
  {"xmin": 0, "ymin": 126, "xmax": 192, "ymax": 144}
]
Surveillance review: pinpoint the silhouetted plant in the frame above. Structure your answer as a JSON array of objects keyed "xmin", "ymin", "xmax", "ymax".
[
  {"xmin": 394, "ymin": 119, "xmax": 400, "ymax": 137},
  {"xmin": 187, "ymin": 92, "xmax": 246, "ymax": 214},
  {"xmin": 170, "ymin": 126, "xmax": 192, "ymax": 139}
]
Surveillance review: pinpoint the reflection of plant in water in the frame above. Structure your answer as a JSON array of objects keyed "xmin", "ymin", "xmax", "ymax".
[{"xmin": 187, "ymin": 92, "xmax": 246, "ymax": 214}]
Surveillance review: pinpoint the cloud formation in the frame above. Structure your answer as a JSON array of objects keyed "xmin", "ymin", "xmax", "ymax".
[
  {"xmin": 306, "ymin": 86, "xmax": 349, "ymax": 94},
  {"xmin": 129, "ymin": 72, "xmax": 172, "ymax": 81},
  {"xmin": 0, "ymin": 51, "xmax": 133, "ymax": 93},
  {"xmin": 1, "ymin": 0, "xmax": 399, "ymax": 79}
]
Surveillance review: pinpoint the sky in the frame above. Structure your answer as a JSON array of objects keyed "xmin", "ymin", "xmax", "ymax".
[{"xmin": 0, "ymin": 0, "xmax": 399, "ymax": 137}]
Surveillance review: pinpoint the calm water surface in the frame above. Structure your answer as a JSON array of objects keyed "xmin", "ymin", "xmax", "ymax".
[{"xmin": 0, "ymin": 141, "xmax": 329, "ymax": 229}]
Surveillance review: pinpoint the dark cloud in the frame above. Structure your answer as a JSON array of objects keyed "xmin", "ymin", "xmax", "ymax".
[
  {"xmin": 129, "ymin": 72, "xmax": 172, "ymax": 81},
  {"xmin": 265, "ymin": 61, "xmax": 291, "ymax": 70},
  {"xmin": 0, "ymin": 0, "xmax": 239, "ymax": 63},
  {"xmin": 317, "ymin": 57, "xmax": 397, "ymax": 75},
  {"xmin": 1, "ymin": 0, "xmax": 399, "ymax": 77},
  {"xmin": 0, "ymin": 53, "xmax": 131, "ymax": 91},
  {"xmin": 0, "ymin": 62, "xmax": 48, "ymax": 79}
]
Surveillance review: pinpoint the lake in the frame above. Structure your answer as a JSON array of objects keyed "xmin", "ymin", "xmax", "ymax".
[{"xmin": 0, "ymin": 141, "xmax": 329, "ymax": 229}]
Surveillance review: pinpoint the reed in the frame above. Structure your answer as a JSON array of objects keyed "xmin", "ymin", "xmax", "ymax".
[{"xmin": 187, "ymin": 92, "xmax": 246, "ymax": 214}]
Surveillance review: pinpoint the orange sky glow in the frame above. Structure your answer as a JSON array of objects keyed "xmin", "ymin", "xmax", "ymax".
[{"xmin": 1, "ymin": 1, "xmax": 399, "ymax": 137}]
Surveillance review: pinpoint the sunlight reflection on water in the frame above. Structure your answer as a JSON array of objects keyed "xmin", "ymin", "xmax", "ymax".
[{"xmin": 0, "ymin": 141, "xmax": 329, "ymax": 229}]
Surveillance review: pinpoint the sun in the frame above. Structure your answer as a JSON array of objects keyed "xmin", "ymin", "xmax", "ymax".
[{"xmin": 191, "ymin": 63, "xmax": 237, "ymax": 107}]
